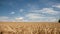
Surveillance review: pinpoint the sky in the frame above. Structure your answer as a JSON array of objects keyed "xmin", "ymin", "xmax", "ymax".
[{"xmin": 0, "ymin": 0, "xmax": 60, "ymax": 22}]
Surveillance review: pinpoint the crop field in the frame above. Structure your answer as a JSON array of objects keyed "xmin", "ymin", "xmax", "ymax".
[{"xmin": 0, "ymin": 22, "xmax": 60, "ymax": 34}]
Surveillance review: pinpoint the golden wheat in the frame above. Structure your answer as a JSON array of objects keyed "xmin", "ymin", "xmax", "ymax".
[{"xmin": 0, "ymin": 22, "xmax": 60, "ymax": 34}]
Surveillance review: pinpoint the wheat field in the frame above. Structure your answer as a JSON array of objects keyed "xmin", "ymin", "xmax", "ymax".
[{"xmin": 0, "ymin": 22, "xmax": 60, "ymax": 34}]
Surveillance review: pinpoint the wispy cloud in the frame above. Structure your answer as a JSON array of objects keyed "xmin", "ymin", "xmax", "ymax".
[
  {"xmin": 0, "ymin": 16, "xmax": 9, "ymax": 22},
  {"xmin": 10, "ymin": 12, "xmax": 15, "ymax": 14},
  {"xmin": 52, "ymin": 4, "xmax": 60, "ymax": 8},
  {"xmin": 15, "ymin": 17, "xmax": 24, "ymax": 22},
  {"xmin": 40, "ymin": 8, "xmax": 59, "ymax": 15},
  {"xmin": 15, "ymin": 17, "xmax": 23, "ymax": 20},
  {"xmin": 0, "ymin": 16, "xmax": 24, "ymax": 22},
  {"xmin": 0, "ymin": 0, "xmax": 60, "ymax": 22},
  {"xmin": 30, "ymin": 8, "xmax": 59, "ymax": 15},
  {"xmin": 25, "ymin": 13, "xmax": 58, "ymax": 22},
  {"xmin": 20, "ymin": 9, "xmax": 24, "ymax": 12},
  {"xmin": 26, "ymin": 13, "xmax": 43, "ymax": 19},
  {"xmin": 23, "ymin": 7, "xmax": 59, "ymax": 22}
]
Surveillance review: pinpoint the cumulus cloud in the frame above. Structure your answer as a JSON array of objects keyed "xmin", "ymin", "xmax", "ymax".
[
  {"xmin": 10, "ymin": 12, "xmax": 15, "ymax": 14},
  {"xmin": 52, "ymin": 4, "xmax": 60, "ymax": 8},
  {"xmin": 15, "ymin": 17, "xmax": 23, "ymax": 20},
  {"xmin": 15, "ymin": 17, "xmax": 24, "ymax": 22}
]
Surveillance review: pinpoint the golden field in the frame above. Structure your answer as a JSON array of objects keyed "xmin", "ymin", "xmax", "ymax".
[{"xmin": 0, "ymin": 22, "xmax": 60, "ymax": 34}]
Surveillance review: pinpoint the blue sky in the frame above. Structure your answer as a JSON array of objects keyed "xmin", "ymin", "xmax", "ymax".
[{"xmin": 0, "ymin": 0, "xmax": 60, "ymax": 22}]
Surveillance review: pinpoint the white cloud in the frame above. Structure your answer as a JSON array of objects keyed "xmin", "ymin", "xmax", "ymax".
[
  {"xmin": 0, "ymin": 16, "xmax": 27, "ymax": 22},
  {"xmin": 52, "ymin": 4, "xmax": 60, "ymax": 8},
  {"xmin": 27, "ymin": 4, "xmax": 31, "ymax": 7},
  {"xmin": 40, "ymin": 8, "xmax": 59, "ymax": 15},
  {"xmin": 0, "ymin": 16, "xmax": 16, "ymax": 22},
  {"xmin": 30, "ymin": 8, "xmax": 59, "ymax": 15},
  {"xmin": 10, "ymin": 12, "xmax": 15, "ymax": 14},
  {"xmin": 26, "ymin": 13, "xmax": 43, "ymax": 19},
  {"xmin": 0, "ymin": 16, "xmax": 9, "ymax": 22},
  {"xmin": 0, "ymin": 16, "xmax": 58, "ymax": 22},
  {"xmin": 25, "ymin": 7, "xmax": 59, "ymax": 22},
  {"xmin": 0, "ymin": 16, "xmax": 24, "ymax": 22},
  {"xmin": 15, "ymin": 17, "xmax": 24, "ymax": 22},
  {"xmin": 0, "ymin": 7, "xmax": 59, "ymax": 22},
  {"xmin": 20, "ymin": 9, "xmax": 24, "ymax": 12},
  {"xmin": 15, "ymin": 17, "xmax": 23, "ymax": 20},
  {"xmin": 25, "ymin": 13, "xmax": 58, "ymax": 22},
  {"xmin": 0, "ymin": 16, "xmax": 9, "ymax": 20}
]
